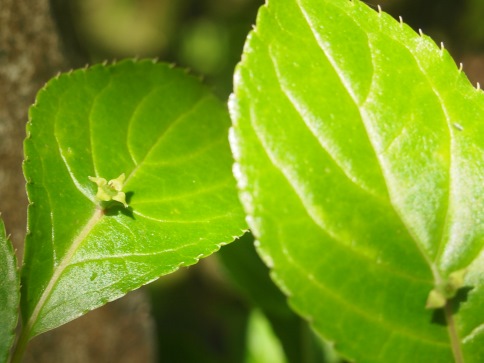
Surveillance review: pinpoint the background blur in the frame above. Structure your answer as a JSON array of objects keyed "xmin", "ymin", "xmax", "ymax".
[
  {"xmin": 51, "ymin": 0, "xmax": 484, "ymax": 97},
  {"xmin": 2, "ymin": 0, "xmax": 484, "ymax": 362}
]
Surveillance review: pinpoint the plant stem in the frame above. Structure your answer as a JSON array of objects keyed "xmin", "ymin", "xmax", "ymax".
[
  {"xmin": 444, "ymin": 300, "xmax": 464, "ymax": 363},
  {"xmin": 10, "ymin": 328, "xmax": 28, "ymax": 363}
]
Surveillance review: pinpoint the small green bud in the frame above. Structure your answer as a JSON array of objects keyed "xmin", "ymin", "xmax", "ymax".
[
  {"xmin": 425, "ymin": 289, "xmax": 446, "ymax": 309},
  {"xmin": 425, "ymin": 268, "xmax": 468, "ymax": 309},
  {"xmin": 447, "ymin": 268, "xmax": 467, "ymax": 292},
  {"xmin": 89, "ymin": 173, "xmax": 128, "ymax": 208}
]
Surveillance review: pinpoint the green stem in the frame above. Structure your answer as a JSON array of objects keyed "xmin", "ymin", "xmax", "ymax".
[
  {"xmin": 10, "ymin": 328, "xmax": 28, "ymax": 363},
  {"xmin": 444, "ymin": 300, "xmax": 464, "ymax": 363}
]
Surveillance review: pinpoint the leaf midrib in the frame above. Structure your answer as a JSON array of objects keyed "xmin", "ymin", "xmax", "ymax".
[
  {"xmin": 292, "ymin": 0, "xmax": 437, "ymax": 276},
  {"xmin": 293, "ymin": 0, "xmax": 465, "ymax": 359},
  {"xmin": 23, "ymin": 208, "xmax": 103, "ymax": 337}
]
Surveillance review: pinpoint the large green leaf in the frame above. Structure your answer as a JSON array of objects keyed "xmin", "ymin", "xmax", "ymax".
[
  {"xmin": 0, "ymin": 218, "xmax": 20, "ymax": 363},
  {"xmin": 21, "ymin": 60, "xmax": 246, "ymax": 341},
  {"xmin": 230, "ymin": 0, "xmax": 484, "ymax": 362}
]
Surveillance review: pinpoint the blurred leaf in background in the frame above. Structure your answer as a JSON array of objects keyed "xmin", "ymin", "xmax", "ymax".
[
  {"xmin": 219, "ymin": 234, "xmax": 341, "ymax": 363},
  {"xmin": 71, "ymin": 0, "xmax": 185, "ymax": 59},
  {"xmin": 460, "ymin": 0, "xmax": 484, "ymax": 52},
  {"xmin": 148, "ymin": 259, "xmax": 250, "ymax": 363},
  {"xmin": 54, "ymin": 0, "xmax": 263, "ymax": 97},
  {"xmin": 173, "ymin": 0, "xmax": 264, "ymax": 97}
]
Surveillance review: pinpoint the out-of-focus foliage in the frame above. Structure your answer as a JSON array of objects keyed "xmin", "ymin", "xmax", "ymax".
[
  {"xmin": 58, "ymin": 0, "xmax": 263, "ymax": 97},
  {"xmin": 148, "ymin": 261, "xmax": 250, "ymax": 363},
  {"xmin": 460, "ymin": 0, "xmax": 484, "ymax": 51},
  {"xmin": 71, "ymin": 0, "xmax": 185, "ymax": 57},
  {"xmin": 52, "ymin": 0, "xmax": 484, "ymax": 95}
]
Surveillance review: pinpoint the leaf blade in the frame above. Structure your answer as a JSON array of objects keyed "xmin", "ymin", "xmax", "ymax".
[
  {"xmin": 22, "ymin": 60, "xmax": 246, "ymax": 339},
  {"xmin": 230, "ymin": 0, "xmax": 484, "ymax": 362},
  {"xmin": 0, "ymin": 218, "xmax": 20, "ymax": 363}
]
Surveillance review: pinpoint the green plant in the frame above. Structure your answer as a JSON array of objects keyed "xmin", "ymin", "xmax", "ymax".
[{"xmin": 1, "ymin": 0, "xmax": 483, "ymax": 362}]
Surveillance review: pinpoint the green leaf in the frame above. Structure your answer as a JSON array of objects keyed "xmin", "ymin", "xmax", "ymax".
[
  {"xmin": 0, "ymin": 218, "xmax": 20, "ymax": 363},
  {"xmin": 22, "ymin": 60, "xmax": 246, "ymax": 341},
  {"xmin": 230, "ymin": 0, "xmax": 484, "ymax": 362},
  {"xmin": 245, "ymin": 309, "xmax": 288, "ymax": 363}
]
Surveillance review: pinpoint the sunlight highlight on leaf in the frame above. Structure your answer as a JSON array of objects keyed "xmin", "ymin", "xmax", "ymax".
[
  {"xmin": 230, "ymin": 0, "xmax": 484, "ymax": 361},
  {"xmin": 21, "ymin": 60, "xmax": 246, "ymax": 341}
]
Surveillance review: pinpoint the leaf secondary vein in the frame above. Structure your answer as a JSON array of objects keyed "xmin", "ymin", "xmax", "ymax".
[
  {"xmin": 462, "ymin": 323, "xmax": 484, "ymax": 343},
  {"xmin": 124, "ymin": 95, "xmax": 212, "ymax": 186},
  {"xmin": 265, "ymin": 15, "xmax": 382, "ymax": 200},
  {"xmin": 125, "ymin": 80, "xmax": 177, "ymax": 166},
  {"xmin": 245, "ymin": 100, "xmax": 429, "ymax": 283},
  {"xmin": 295, "ymin": 0, "xmax": 440, "ymax": 278},
  {"xmin": 278, "ymin": 233, "xmax": 448, "ymax": 346},
  {"xmin": 66, "ymin": 241, "xmax": 202, "ymax": 266},
  {"xmin": 88, "ymin": 77, "xmax": 114, "ymax": 177},
  {"xmin": 133, "ymin": 177, "xmax": 233, "ymax": 205},
  {"xmin": 143, "ymin": 135, "xmax": 226, "ymax": 167},
  {"xmin": 133, "ymin": 210, "xmax": 235, "ymax": 224}
]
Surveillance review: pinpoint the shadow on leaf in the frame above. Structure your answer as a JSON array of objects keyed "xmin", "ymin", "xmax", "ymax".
[
  {"xmin": 103, "ymin": 191, "xmax": 135, "ymax": 219},
  {"xmin": 431, "ymin": 286, "xmax": 474, "ymax": 326}
]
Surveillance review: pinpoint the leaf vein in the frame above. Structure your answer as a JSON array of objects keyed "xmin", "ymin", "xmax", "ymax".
[
  {"xmin": 134, "ymin": 177, "xmax": 234, "ymax": 205},
  {"xmin": 125, "ymin": 95, "xmax": 213, "ymax": 185},
  {"xmin": 133, "ymin": 210, "xmax": 234, "ymax": 224},
  {"xmin": 279, "ymin": 242, "xmax": 448, "ymax": 346}
]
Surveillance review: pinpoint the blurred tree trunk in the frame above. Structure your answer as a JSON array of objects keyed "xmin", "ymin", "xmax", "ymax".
[
  {"xmin": 0, "ymin": 0, "xmax": 157, "ymax": 361},
  {"xmin": 0, "ymin": 0, "xmax": 68, "ymax": 250}
]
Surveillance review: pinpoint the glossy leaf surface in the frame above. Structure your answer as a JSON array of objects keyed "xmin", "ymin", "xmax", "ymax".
[
  {"xmin": 230, "ymin": 0, "xmax": 484, "ymax": 362},
  {"xmin": 0, "ymin": 218, "xmax": 19, "ymax": 363},
  {"xmin": 22, "ymin": 60, "xmax": 245, "ymax": 339}
]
